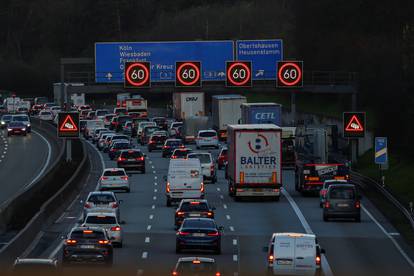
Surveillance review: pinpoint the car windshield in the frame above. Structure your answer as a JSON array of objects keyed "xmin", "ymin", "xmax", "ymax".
[
  {"xmin": 113, "ymin": 142, "xmax": 130, "ymax": 149},
  {"xmin": 188, "ymin": 154, "xmax": 211, "ymax": 164},
  {"xmin": 96, "ymin": 110, "xmax": 108, "ymax": 116},
  {"xmin": 120, "ymin": 150, "xmax": 143, "ymax": 158},
  {"xmin": 180, "ymin": 202, "xmax": 209, "ymax": 212},
  {"xmin": 173, "ymin": 150, "xmax": 190, "ymax": 157},
  {"xmin": 103, "ymin": 170, "xmax": 126, "ymax": 176},
  {"xmin": 85, "ymin": 216, "xmax": 117, "ymax": 224},
  {"xmin": 70, "ymin": 230, "xmax": 105, "ymax": 240},
  {"xmin": 199, "ymin": 131, "xmax": 216, "ymax": 138},
  {"xmin": 12, "ymin": 116, "xmax": 29, "ymax": 122},
  {"xmin": 2, "ymin": 115, "xmax": 12, "ymax": 120},
  {"xmin": 8, "ymin": 122, "xmax": 25, "ymax": 127},
  {"xmin": 182, "ymin": 219, "xmax": 215, "ymax": 229},
  {"xmin": 87, "ymin": 194, "xmax": 115, "ymax": 204},
  {"xmin": 330, "ymin": 187, "xmax": 355, "ymax": 200}
]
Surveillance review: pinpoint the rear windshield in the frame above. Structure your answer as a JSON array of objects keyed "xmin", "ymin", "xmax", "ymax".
[
  {"xmin": 180, "ymin": 202, "xmax": 209, "ymax": 212},
  {"xmin": 166, "ymin": 140, "xmax": 182, "ymax": 146},
  {"xmin": 220, "ymin": 149, "xmax": 228, "ymax": 155},
  {"xmin": 177, "ymin": 262, "xmax": 216, "ymax": 273},
  {"xmin": 188, "ymin": 154, "xmax": 211, "ymax": 164},
  {"xmin": 173, "ymin": 150, "xmax": 190, "ymax": 157},
  {"xmin": 329, "ymin": 187, "xmax": 355, "ymax": 199},
  {"xmin": 103, "ymin": 170, "xmax": 126, "ymax": 176},
  {"xmin": 87, "ymin": 194, "xmax": 115, "ymax": 203},
  {"xmin": 105, "ymin": 114, "xmax": 115, "ymax": 120},
  {"xmin": 183, "ymin": 219, "xmax": 215, "ymax": 229},
  {"xmin": 154, "ymin": 118, "xmax": 166, "ymax": 124},
  {"xmin": 118, "ymin": 116, "xmax": 131, "ymax": 123},
  {"xmin": 113, "ymin": 143, "xmax": 130, "ymax": 149},
  {"xmin": 115, "ymin": 108, "xmax": 127, "ymax": 113},
  {"xmin": 112, "ymin": 135, "xmax": 129, "ymax": 141},
  {"xmin": 85, "ymin": 216, "xmax": 117, "ymax": 224},
  {"xmin": 120, "ymin": 150, "xmax": 143, "ymax": 158},
  {"xmin": 171, "ymin": 122, "xmax": 183, "ymax": 128},
  {"xmin": 151, "ymin": 135, "xmax": 166, "ymax": 142},
  {"xmin": 145, "ymin": 127, "xmax": 159, "ymax": 135},
  {"xmin": 40, "ymin": 111, "xmax": 52, "ymax": 115},
  {"xmin": 70, "ymin": 230, "xmax": 105, "ymax": 239},
  {"xmin": 199, "ymin": 131, "xmax": 216, "ymax": 138},
  {"xmin": 96, "ymin": 110, "xmax": 108, "ymax": 116}
]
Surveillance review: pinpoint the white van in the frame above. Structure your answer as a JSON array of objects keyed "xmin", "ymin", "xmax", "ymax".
[
  {"xmin": 266, "ymin": 233, "xmax": 324, "ymax": 276},
  {"xmin": 165, "ymin": 159, "xmax": 204, "ymax": 207}
]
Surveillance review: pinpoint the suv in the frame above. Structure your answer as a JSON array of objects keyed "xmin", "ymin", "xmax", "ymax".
[
  {"xmin": 152, "ymin": 116, "xmax": 168, "ymax": 130},
  {"xmin": 188, "ymin": 152, "xmax": 217, "ymax": 183},
  {"xmin": 323, "ymin": 184, "xmax": 361, "ymax": 222},
  {"xmin": 83, "ymin": 191, "xmax": 121, "ymax": 221},
  {"xmin": 196, "ymin": 130, "xmax": 219, "ymax": 149},
  {"xmin": 62, "ymin": 226, "xmax": 113, "ymax": 265},
  {"xmin": 319, "ymin": 180, "xmax": 349, "ymax": 208},
  {"xmin": 82, "ymin": 212, "xmax": 123, "ymax": 247},
  {"xmin": 117, "ymin": 149, "xmax": 146, "ymax": 173},
  {"xmin": 99, "ymin": 168, "xmax": 130, "ymax": 193},
  {"xmin": 171, "ymin": 148, "xmax": 192, "ymax": 159},
  {"xmin": 175, "ymin": 199, "xmax": 215, "ymax": 228},
  {"xmin": 140, "ymin": 125, "xmax": 161, "ymax": 145}
]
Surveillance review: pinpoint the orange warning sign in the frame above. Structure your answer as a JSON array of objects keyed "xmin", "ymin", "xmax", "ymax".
[
  {"xmin": 59, "ymin": 115, "xmax": 78, "ymax": 132},
  {"xmin": 58, "ymin": 112, "xmax": 80, "ymax": 138},
  {"xmin": 345, "ymin": 115, "xmax": 364, "ymax": 132}
]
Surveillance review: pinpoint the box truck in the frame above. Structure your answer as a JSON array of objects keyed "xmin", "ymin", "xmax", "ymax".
[
  {"xmin": 173, "ymin": 92, "xmax": 205, "ymax": 120},
  {"xmin": 126, "ymin": 98, "xmax": 148, "ymax": 117},
  {"xmin": 241, "ymin": 103, "xmax": 282, "ymax": 126},
  {"xmin": 182, "ymin": 116, "xmax": 209, "ymax": 143},
  {"xmin": 227, "ymin": 124, "xmax": 282, "ymax": 201},
  {"xmin": 212, "ymin": 95, "xmax": 247, "ymax": 140}
]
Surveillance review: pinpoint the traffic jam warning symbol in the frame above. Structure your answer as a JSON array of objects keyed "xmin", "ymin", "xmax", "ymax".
[
  {"xmin": 175, "ymin": 61, "xmax": 201, "ymax": 87},
  {"xmin": 124, "ymin": 62, "xmax": 151, "ymax": 88},
  {"xmin": 226, "ymin": 61, "xmax": 252, "ymax": 87},
  {"xmin": 58, "ymin": 112, "xmax": 80, "ymax": 138},
  {"xmin": 277, "ymin": 61, "xmax": 303, "ymax": 88},
  {"xmin": 343, "ymin": 112, "xmax": 366, "ymax": 138}
]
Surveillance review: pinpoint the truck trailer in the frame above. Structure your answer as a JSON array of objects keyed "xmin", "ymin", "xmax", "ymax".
[
  {"xmin": 173, "ymin": 92, "xmax": 205, "ymax": 120},
  {"xmin": 241, "ymin": 103, "xmax": 282, "ymax": 126},
  {"xmin": 212, "ymin": 95, "xmax": 246, "ymax": 140}
]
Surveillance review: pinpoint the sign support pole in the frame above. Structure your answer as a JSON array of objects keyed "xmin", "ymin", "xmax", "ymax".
[
  {"xmin": 291, "ymin": 91, "xmax": 296, "ymax": 126},
  {"xmin": 66, "ymin": 139, "xmax": 72, "ymax": 162}
]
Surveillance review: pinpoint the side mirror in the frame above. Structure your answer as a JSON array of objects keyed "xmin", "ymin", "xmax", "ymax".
[
  {"xmin": 321, "ymin": 248, "xmax": 326, "ymax": 254},
  {"xmin": 263, "ymin": 246, "xmax": 269, "ymax": 252}
]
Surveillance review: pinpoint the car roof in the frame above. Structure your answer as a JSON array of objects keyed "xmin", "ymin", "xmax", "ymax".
[
  {"xmin": 328, "ymin": 183, "xmax": 356, "ymax": 189},
  {"xmin": 178, "ymin": 257, "xmax": 215, "ymax": 263},
  {"xmin": 272, "ymin": 232, "xmax": 316, "ymax": 239},
  {"xmin": 86, "ymin": 212, "xmax": 117, "ymax": 217},
  {"xmin": 166, "ymin": 138, "xmax": 182, "ymax": 142},
  {"xmin": 103, "ymin": 168, "xmax": 126, "ymax": 172},
  {"xmin": 198, "ymin": 129, "xmax": 216, "ymax": 133},
  {"xmin": 71, "ymin": 226, "xmax": 104, "ymax": 232},
  {"xmin": 180, "ymin": 199, "xmax": 208, "ymax": 204},
  {"xmin": 88, "ymin": 191, "xmax": 115, "ymax": 196},
  {"xmin": 183, "ymin": 218, "xmax": 214, "ymax": 223},
  {"xmin": 324, "ymin": 179, "xmax": 348, "ymax": 184},
  {"xmin": 14, "ymin": 258, "xmax": 57, "ymax": 265},
  {"xmin": 188, "ymin": 152, "xmax": 212, "ymax": 158}
]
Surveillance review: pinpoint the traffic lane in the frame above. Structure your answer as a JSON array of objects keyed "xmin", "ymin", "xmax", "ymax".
[
  {"xmin": 0, "ymin": 129, "xmax": 50, "ymax": 205},
  {"xmin": 284, "ymin": 170, "xmax": 414, "ymax": 276}
]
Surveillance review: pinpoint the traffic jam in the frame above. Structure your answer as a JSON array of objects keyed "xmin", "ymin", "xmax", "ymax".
[{"xmin": 0, "ymin": 88, "xmax": 372, "ymax": 276}]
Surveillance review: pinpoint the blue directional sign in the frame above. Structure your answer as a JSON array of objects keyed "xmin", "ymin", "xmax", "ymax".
[
  {"xmin": 375, "ymin": 137, "xmax": 388, "ymax": 165},
  {"xmin": 95, "ymin": 41, "xmax": 234, "ymax": 83},
  {"xmin": 236, "ymin": 39, "xmax": 283, "ymax": 80}
]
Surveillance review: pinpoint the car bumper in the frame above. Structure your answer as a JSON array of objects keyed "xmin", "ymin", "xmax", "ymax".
[
  {"xmin": 176, "ymin": 237, "xmax": 220, "ymax": 249},
  {"xmin": 118, "ymin": 162, "xmax": 145, "ymax": 170},
  {"xmin": 100, "ymin": 182, "xmax": 129, "ymax": 190},
  {"xmin": 8, "ymin": 130, "xmax": 26, "ymax": 135},
  {"xmin": 324, "ymin": 209, "xmax": 360, "ymax": 218}
]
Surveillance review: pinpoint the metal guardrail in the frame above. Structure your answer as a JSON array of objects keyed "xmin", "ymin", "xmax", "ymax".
[{"xmin": 351, "ymin": 170, "xmax": 414, "ymax": 231}]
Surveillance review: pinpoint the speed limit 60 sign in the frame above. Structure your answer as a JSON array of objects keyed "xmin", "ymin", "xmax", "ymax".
[
  {"xmin": 277, "ymin": 61, "xmax": 303, "ymax": 88},
  {"xmin": 226, "ymin": 61, "xmax": 252, "ymax": 87},
  {"xmin": 124, "ymin": 62, "xmax": 151, "ymax": 88},
  {"xmin": 175, "ymin": 61, "xmax": 201, "ymax": 87}
]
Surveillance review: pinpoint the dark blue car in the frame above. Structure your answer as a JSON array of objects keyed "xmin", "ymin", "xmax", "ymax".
[
  {"xmin": 162, "ymin": 138, "xmax": 184, "ymax": 158},
  {"xmin": 176, "ymin": 218, "xmax": 222, "ymax": 254}
]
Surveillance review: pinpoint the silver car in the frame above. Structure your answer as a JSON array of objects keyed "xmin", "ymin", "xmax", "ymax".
[
  {"xmin": 82, "ymin": 212, "xmax": 123, "ymax": 247},
  {"xmin": 83, "ymin": 191, "xmax": 122, "ymax": 221},
  {"xmin": 99, "ymin": 168, "xmax": 130, "ymax": 193}
]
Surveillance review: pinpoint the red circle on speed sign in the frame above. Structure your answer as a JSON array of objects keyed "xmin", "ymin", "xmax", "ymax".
[
  {"xmin": 227, "ymin": 61, "xmax": 251, "ymax": 87},
  {"xmin": 176, "ymin": 62, "xmax": 201, "ymax": 86},
  {"xmin": 125, "ymin": 62, "xmax": 150, "ymax": 87},
  {"xmin": 277, "ymin": 62, "xmax": 303, "ymax": 87}
]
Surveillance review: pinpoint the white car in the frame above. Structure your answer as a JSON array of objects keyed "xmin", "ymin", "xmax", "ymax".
[
  {"xmin": 196, "ymin": 130, "xmax": 219, "ymax": 149},
  {"xmin": 83, "ymin": 191, "xmax": 121, "ymax": 221},
  {"xmin": 99, "ymin": 168, "xmax": 130, "ymax": 193},
  {"xmin": 187, "ymin": 152, "xmax": 217, "ymax": 183},
  {"xmin": 169, "ymin": 121, "xmax": 183, "ymax": 137},
  {"xmin": 266, "ymin": 233, "xmax": 325, "ymax": 276},
  {"xmin": 136, "ymin": 121, "xmax": 156, "ymax": 137},
  {"xmin": 82, "ymin": 212, "xmax": 123, "ymax": 247},
  {"xmin": 98, "ymin": 132, "xmax": 115, "ymax": 151},
  {"xmin": 50, "ymin": 106, "xmax": 62, "ymax": 117},
  {"xmin": 39, "ymin": 110, "xmax": 54, "ymax": 121}
]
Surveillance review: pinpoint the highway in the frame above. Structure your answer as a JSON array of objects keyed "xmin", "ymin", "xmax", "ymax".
[
  {"xmin": 0, "ymin": 122, "xmax": 57, "ymax": 206},
  {"xmin": 25, "ymin": 122, "xmax": 414, "ymax": 276}
]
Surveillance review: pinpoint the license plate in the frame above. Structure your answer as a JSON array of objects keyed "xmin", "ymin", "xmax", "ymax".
[
  {"xmin": 193, "ymin": 233, "xmax": 206, "ymax": 237},
  {"xmin": 128, "ymin": 159, "xmax": 135, "ymax": 161},
  {"xmin": 277, "ymin": 260, "xmax": 292, "ymax": 265},
  {"xmin": 189, "ymin": 214, "xmax": 200, "ymax": 217},
  {"xmin": 337, "ymin": 203, "xmax": 349, "ymax": 207},
  {"xmin": 80, "ymin": 245, "xmax": 95, "ymax": 249},
  {"xmin": 254, "ymin": 188, "xmax": 263, "ymax": 192}
]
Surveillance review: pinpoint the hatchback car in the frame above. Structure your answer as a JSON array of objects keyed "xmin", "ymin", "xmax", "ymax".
[
  {"xmin": 319, "ymin": 180, "xmax": 349, "ymax": 208},
  {"xmin": 172, "ymin": 257, "xmax": 221, "ymax": 276},
  {"xmin": 196, "ymin": 130, "xmax": 219, "ymax": 149},
  {"xmin": 7, "ymin": 121, "xmax": 27, "ymax": 136},
  {"xmin": 39, "ymin": 110, "xmax": 54, "ymax": 121},
  {"xmin": 139, "ymin": 125, "xmax": 161, "ymax": 145},
  {"xmin": 103, "ymin": 113, "xmax": 116, "ymax": 127},
  {"xmin": 171, "ymin": 148, "xmax": 192, "ymax": 159},
  {"xmin": 148, "ymin": 132, "xmax": 168, "ymax": 152},
  {"xmin": 169, "ymin": 121, "xmax": 183, "ymax": 137},
  {"xmin": 162, "ymin": 139, "xmax": 184, "ymax": 158},
  {"xmin": 188, "ymin": 153, "xmax": 217, "ymax": 183},
  {"xmin": 92, "ymin": 128, "xmax": 109, "ymax": 144},
  {"xmin": 117, "ymin": 149, "xmax": 146, "ymax": 173},
  {"xmin": 216, "ymin": 147, "xmax": 228, "ymax": 170},
  {"xmin": 62, "ymin": 226, "xmax": 113, "ymax": 265},
  {"xmin": 175, "ymin": 199, "xmax": 215, "ymax": 228},
  {"xmin": 82, "ymin": 212, "xmax": 123, "ymax": 247},
  {"xmin": 108, "ymin": 140, "xmax": 131, "ymax": 160},
  {"xmin": 83, "ymin": 191, "xmax": 121, "ymax": 221},
  {"xmin": 111, "ymin": 115, "xmax": 131, "ymax": 132},
  {"xmin": 176, "ymin": 218, "xmax": 222, "ymax": 254},
  {"xmin": 122, "ymin": 121, "xmax": 133, "ymax": 135},
  {"xmin": 136, "ymin": 121, "xmax": 157, "ymax": 139},
  {"xmin": 99, "ymin": 168, "xmax": 130, "ymax": 193},
  {"xmin": 323, "ymin": 184, "xmax": 361, "ymax": 222},
  {"xmin": 98, "ymin": 133, "xmax": 115, "ymax": 151}
]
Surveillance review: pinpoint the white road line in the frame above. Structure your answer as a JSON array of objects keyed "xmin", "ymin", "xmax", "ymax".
[
  {"xmin": 226, "ymin": 215, "xmax": 231, "ymax": 220},
  {"xmin": 220, "ymin": 195, "xmax": 224, "ymax": 199},
  {"xmin": 2, "ymin": 151, "xmax": 5, "ymax": 154},
  {"xmin": 217, "ymin": 187, "xmax": 221, "ymax": 192},
  {"xmin": 362, "ymin": 205, "xmax": 414, "ymax": 268},
  {"xmin": 153, "ymin": 170, "xmax": 156, "ymax": 174},
  {"xmin": 233, "ymin": 254, "xmax": 238, "ymax": 262},
  {"xmin": 149, "ymin": 215, "xmax": 154, "ymax": 220},
  {"xmin": 223, "ymin": 204, "xmax": 228, "ymax": 209},
  {"xmin": 154, "ymin": 176, "xmax": 158, "ymax": 180},
  {"xmin": 149, "ymin": 160, "xmax": 153, "ymax": 164},
  {"xmin": 281, "ymin": 188, "xmax": 333, "ymax": 276},
  {"xmin": 147, "ymin": 225, "xmax": 152, "ymax": 230},
  {"xmin": 153, "ymin": 196, "xmax": 157, "ymax": 200},
  {"xmin": 229, "ymin": 226, "xmax": 235, "ymax": 232},
  {"xmin": 233, "ymin": 239, "xmax": 237, "ymax": 246},
  {"xmin": 154, "ymin": 189, "xmax": 158, "ymax": 193},
  {"xmin": 151, "ymin": 205, "xmax": 155, "ymax": 209},
  {"xmin": 142, "ymin": 252, "xmax": 148, "ymax": 259},
  {"xmin": 48, "ymin": 240, "xmax": 64, "ymax": 259},
  {"xmin": 1, "ymin": 155, "xmax": 4, "ymax": 158},
  {"xmin": 154, "ymin": 183, "xmax": 158, "ymax": 186},
  {"xmin": 389, "ymin": 232, "xmax": 400, "ymax": 236},
  {"xmin": 27, "ymin": 130, "xmax": 52, "ymax": 187},
  {"xmin": 145, "ymin": 237, "xmax": 150, "ymax": 243},
  {"xmin": 151, "ymin": 166, "xmax": 155, "ymax": 169}
]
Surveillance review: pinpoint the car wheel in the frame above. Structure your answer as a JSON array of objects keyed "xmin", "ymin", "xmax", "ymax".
[
  {"xmin": 126, "ymin": 188, "xmax": 130, "ymax": 193},
  {"xmin": 142, "ymin": 168, "xmax": 146, "ymax": 174},
  {"xmin": 355, "ymin": 215, "xmax": 361, "ymax": 222},
  {"xmin": 167, "ymin": 198, "xmax": 172, "ymax": 207},
  {"xmin": 273, "ymin": 195, "xmax": 280, "ymax": 202},
  {"xmin": 319, "ymin": 202, "xmax": 323, "ymax": 208},
  {"xmin": 214, "ymin": 246, "xmax": 221, "ymax": 255},
  {"xmin": 323, "ymin": 214, "xmax": 329, "ymax": 222}
]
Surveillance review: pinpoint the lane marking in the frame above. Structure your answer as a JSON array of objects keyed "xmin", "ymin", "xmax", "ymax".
[
  {"xmin": 362, "ymin": 205, "xmax": 414, "ymax": 268},
  {"xmin": 153, "ymin": 196, "xmax": 157, "ymax": 200},
  {"xmin": 223, "ymin": 204, "xmax": 228, "ymax": 209},
  {"xmin": 153, "ymin": 170, "xmax": 156, "ymax": 174},
  {"xmin": 229, "ymin": 226, "xmax": 235, "ymax": 232},
  {"xmin": 233, "ymin": 254, "xmax": 238, "ymax": 262},
  {"xmin": 217, "ymin": 187, "xmax": 221, "ymax": 192},
  {"xmin": 151, "ymin": 205, "xmax": 155, "ymax": 209},
  {"xmin": 48, "ymin": 241, "xmax": 64, "ymax": 259},
  {"xmin": 27, "ymin": 130, "xmax": 52, "ymax": 187},
  {"xmin": 220, "ymin": 195, "xmax": 224, "ymax": 199},
  {"xmin": 149, "ymin": 215, "xmax": 154, "ymax": 220},
  {"xmin": 233, "ymin": 239, "xmax": 237, "ymax": 246},
  {"xmin": 226, "ymin": 215, "xmax": 231, "ymax": 220},
  {"xmin": 154, "ymin": 189, "xmax": 158, "ymax": 193},
  {"xmin": 151, "ymin": 166, "xmax": 155, "ymax": 169},
  {"xmin": 154, "ymin": 176, "xmax": 158, "ymax": 180},
  {"xmin": 389, "ymin": 232, "xmax": 400, "ymax": 236},
  {"xmin": 147, "ymin": 225, "xmax": 152, "ymax": 231},
  {"xmin": 142, "ymin": 252, "xmax": 148, "ymax": 259},
  {"xmin": 154, "ymin": 183, "xmax": 158, "ymax": 186},
  {"xmin": 145, "ymin": 237, "xmax": 150, "ymax": 243}
]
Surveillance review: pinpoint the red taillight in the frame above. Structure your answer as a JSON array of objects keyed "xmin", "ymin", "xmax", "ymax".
[
  {"xmin": 111, "ymin": 203, "xmax": 118, "ymax": 208},
  {"xmin": 171, "ymin": 156, "xmax": 177, "ymax": 159},
  {"xmin": 176, "ymin": 211, "xmax": 185, "ymax": 216},
  {"xmin": 172, "ymin": 272, "xmax": 178, "ymax": 276},
  {"xmin": 111, "ymin": 226, "xmax": 121, "ymax": 231},
  {"xmin": 320, "ymin": 190, "xmax": 327, "ymax": 197},
  {"xmin": 166, "ymin": 182, "xmax": 170, "ymax": 193},
  {"xmin": 178, "ymin": 231, "xmax": 190, "ymax": 236},
  {"xmin": 149, "ymin": 140, "xmax": 155, "ymax": 144},
  {"xmin": 163, "ymin": 145, "xmax": 170, "ymax": 149},
  {"xmin": 84, "ymin": 203, "xmax": 91, "ymax": 208},
  {"xmin": 355, "ymin": 201, "xmax": 361, "ymax": 208},
  {"xmin": 200, "ymin": 183, "xmax": 205, "ymax": 193},
  {"xmin": 208, "ymin": 231, "xmax": 219, "ymax": 236},
  {"xmin": 118, "ymin": 157, "xmax": 126, "ymax": 161},
  {"xmin": 110, "ymin": 148, "xmax": 116, "ymax": 152},
  {"xmin": 121, "ymin": 176, "xmax": 128, "ymax": 180},
  {"xmin": 316, "ymin": 255, "xmax": 321, "ymax": 265},
  {"xmin": 325, "ymin": 201, "xmax": 330, "ymax": 208},
  {"xmin": 136, "ymin": 156, "xmax": 144, "ymax": 161},
  {"xmin": 65, "ymin": 239, "xmax": 77, "ymax": 245},
  {"xmin": 101, "ymin": 176, "xmax": 108, "ymax": 181},
  {"xmin": 216, "ymin": 273, "xmax": 221, "ymax": 276},
  {"xmin": 268, "ymin": 254, "xmax": 274, "ymax": 264},
  {"xmin": 98, "ymin": 240, "xmax": 110, "ymax": 245},
  {"xmin": 207, "ymin": 212, "xmax": 213, "ymax": 217}
]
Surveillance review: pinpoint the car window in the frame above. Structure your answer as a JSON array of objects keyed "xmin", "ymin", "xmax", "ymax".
[
  {"xmin": 120, "ymin": 150, "xmax": 143, "ymax": 158},
  {"xmin": 85, "ymin": 216, "xmax": 117, "ymax": 224},
  {"xmin": 199, "ymin": 131, "xmax": 216, "ymax": 138},
  {"xmin": 2, "ymin": 115, "xmax": 12, "ymax": 120},
  {"xmin": 103, "ymin": 170, "xmax": 126, "ymax": 176},
  {"xmin": 188, "ymin": 154, "xmax": 211, "ymax": 164},
  {"xmin": 329, "ymin": 187, "xmax": 355, "ymax": 199},
  {"xmin": 70, "ymin": 230, "xmax": 105, "ymax": 239},
  {"xmin": 180, "ymin": 202, "xmax": 209, "ymax": 212},
  {"xmin": 12, "ymin": 116, "xmax": 29, "ymax": 121},
  {"xmin": 183, "ymin": 219, "xmax": 215, "ymax": 229},
  {"xmin": 87, "ymin": 194, "xmax": 115, "ymax": 203},
  {"xmin": 167, "ymin": 140, "xmax": 182, "ymax": 146},
  {"xmin": 118, "ymin": 116, "xmax": 131, "ymax": 123},
  {"xmin": 96, "ymin": 110, "xmax": 108, "ymax": 116},
  {"xmin": 113, "ymin": 143, "xmax": 130, "ymax": 149}
]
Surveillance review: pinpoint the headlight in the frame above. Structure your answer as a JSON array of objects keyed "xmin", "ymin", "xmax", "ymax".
[
  {"xmin": 7, "ymin": 128, "xmax": 12, "ymax": 131},
  {"xmin": 1, "ymin": 121, "xmax": 4, "ymax": 125},
  {"xmin": 22, "ymin": 128, "xmax": 26, "ymax": 131},
  {"xmin": 27, "ymin": 123, "xmax": 31, "ymax": 127}
]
